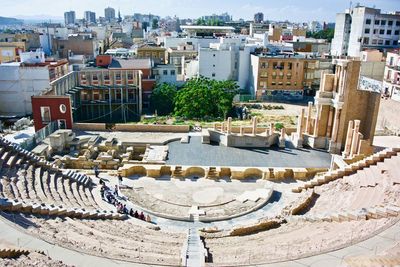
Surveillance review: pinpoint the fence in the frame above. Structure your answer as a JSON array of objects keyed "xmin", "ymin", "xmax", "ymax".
[
  {"xmin": 19, "ymin": 121, "xmax": 59, "ymax": 151},
  {"xmin": 235, "ymin": 94, "xmax": 314, "ymax": 104}
]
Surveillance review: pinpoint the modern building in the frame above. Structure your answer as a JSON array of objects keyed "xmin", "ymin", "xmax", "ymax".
[
  {"xmin": 0, "ymin": 56, "xmax": 69, "ymax": 116},
  {"xmin": 331, "ymin": 6, "xmax": 400, "ymax": 57},
  {"xmin": 153, "ymin": 64, "xmax": 179, "ymax": 85},
  {"xmin": 254, "ymin": 13, "xmax": 264, "ymax": 23},
  {"xmin": 84, "ymin": 11, "xmax": 96, "ymax": 24},
  {"xmin": 104, "ymin": 7, "xmax": 116, "ymax": 22},
  {"xmin": 383, "ymin": 50, "xmax": 400, "ymax": 101},
  {"xmin": 250, "ymin": 52, "xmax": 319, "ymax": 99},
  {"xmin": 46, "ymin": 68, "xmax": 143, "ymax": 123},
  {"xmin": 64, "ymin": 11, "xmax": 76, "ymax": 26},
  {"xmin": 166, "ymin": 43, "xmax": 198, "ymax": 80}
]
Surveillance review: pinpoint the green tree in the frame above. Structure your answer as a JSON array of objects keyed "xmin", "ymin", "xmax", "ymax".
[
  {"xmin": 309, "ymin": 28, "xmax": 335, "ymax": 42},
  {"xmin": 152, "ymin": 18, "xmax": 159, "ymax": 29},
  {"xmin": 174, "ymin": 77, "xmax": 238, "ymax": 119},
  {"xmin": 150, "ymin": 83, "xmax": 177, "ymax": 115}
]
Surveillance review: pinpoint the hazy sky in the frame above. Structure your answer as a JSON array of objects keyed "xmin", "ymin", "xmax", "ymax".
[{"xmin": 1, "ymin": 0, "xmax": 399, "ymax": 22}]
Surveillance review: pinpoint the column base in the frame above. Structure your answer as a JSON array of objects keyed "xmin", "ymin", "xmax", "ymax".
[
  {"xmin": 291, "ymin": 133, "xmax": 303, "ymax": 148},
  {"xmin": 328, "ymin": 141, "xmax": 342, "ymax": 154}
]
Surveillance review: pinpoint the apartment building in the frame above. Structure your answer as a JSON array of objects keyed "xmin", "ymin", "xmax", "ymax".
[
  {"xmin": 0, "ymin": 52, "xmax": 69, "ymax": 116},
  {"xmin": 52, "ymin": 34, "xmax": 99, "ymax": 59},
  {"xmin": 383, "ymin": 50, "xmax": 400, "ymax": 101},
  {"xmin": 135, "ymin": 44, "xmax": 166, "ymax": 64},
  {"xmin": 331, "ymin": 6, "xmax": 400, "ymax": 57},
  {"xmin": 64, "ymin": 11, "xmax": 76, "ymax": 26},
  {"xmin": 250, "ymin": 53, "xmax": 318, "ymax": 99}
]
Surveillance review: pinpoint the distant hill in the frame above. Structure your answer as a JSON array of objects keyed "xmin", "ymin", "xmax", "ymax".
[{"xmin": 0, "ymin": 16, "xmax": 23, "ymax": 25}]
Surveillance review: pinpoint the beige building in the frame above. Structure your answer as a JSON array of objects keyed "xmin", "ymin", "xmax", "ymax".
[
  {"xmin": 250, "ymin": 53, "xmax": 317, "ymax": 99},
  {"xmin": 136, "ymin": 44, "xmax": 166, "ymax": 64},
  {"xmin": 0, "ymin": 42, "xmax": 25, "ymax": 63}
]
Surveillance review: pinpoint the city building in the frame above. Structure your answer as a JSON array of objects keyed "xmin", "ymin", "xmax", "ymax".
[
  {"xmin": 308, "ymin": 21, "xmax": 323, "ymax": 33},
  {"xmin": 153, "ymin": 64, "xmax": 179, "ymax": 85},
  {"xmin": 180, "ymin": 25, "xmax": 235, "ymax": 38},
  {"xmin": 52, "ymin": 34, "xmax": 99, "ymax": 59},
  {"xmin": 166, "ymin": 43, "xmax": 198, "ymax": 80},
  {"xmin": 202, "ymin": 13, "xmax": 232, "ymax": 23},
  {"xmin": 64, "ymin": 11, "xmax": 76, "ymax": 26},
  {"xmin": 104, "ymin": 7, "xmax": 116, "ymax": 22},
  {"xmin": 331, "ymin": 5, "xmax": 400, "ymax": 57},
  {"xmin": 254, "ymin": 13, "xmax": 264, "ymax": 23},
  {"xmin": 0, "ymin": 42, "xmax": 25, "ymax": 62},
  {"xmin": 0, "ymin": 53, "xmax": 69, "ymax": 116},
  {"xmin": 250, "ymin": 52, "xmax": 318, "ymax": 99},
  {"xmin": 383, "ymin": 50, "xmax": 400, "ymax": 101},
  {"xmin": 44, "ymin": 67, "xmax": 143, "ymax": 123},
  {"xmin": 84, "ymin": 11, "xmax": 96, "ymax": 24},
  {"xmin": 135, "ymin": 44, "xmax": 166, "ymax": 64}
]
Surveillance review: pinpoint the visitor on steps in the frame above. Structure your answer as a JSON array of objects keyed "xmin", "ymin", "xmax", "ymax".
[
  {"xmin": 114, "ymin": 184, "xmax": 119, "ymax": 197},
  {"xmin": 93, "ymin": 166, "xmax": 99, "ymax": 178},
  {"xmin": 134, "ymin": 210, "xmax": 139, "ymax": 218},
  {"xmin": 139, "ymin": 211, "xmax": 145, "ymax": 221},
  {"xmin": 146, "ymin": 214, "xmax": 151, "ymax": 223},
  {"xmin": 118, "ymin": 174, "xmax": 123, "ymax": 185},
  {"xmin": 129, "ymin": 208, "xmax": 135, "ymax": 217}
]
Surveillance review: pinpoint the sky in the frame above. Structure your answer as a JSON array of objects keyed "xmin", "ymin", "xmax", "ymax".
[{"xmin": 1, "ymin": 0, "xmax": 399, "ymax": 22}]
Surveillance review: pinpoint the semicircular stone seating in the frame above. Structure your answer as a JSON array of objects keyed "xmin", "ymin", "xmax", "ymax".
[{"xmin": 0, "ymin": 137, "xmax": 124, "ymax": 220}]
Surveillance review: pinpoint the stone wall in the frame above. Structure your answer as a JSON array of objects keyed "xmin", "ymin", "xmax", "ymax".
[{"xmin": 73, "ymin": 123, "xmax": 190, "ymax": 133}]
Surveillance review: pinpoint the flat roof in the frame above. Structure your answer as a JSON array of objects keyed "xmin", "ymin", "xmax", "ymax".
[{"xmin": 180, "ymin": 25, "xmax": 235, "ymax": 31}]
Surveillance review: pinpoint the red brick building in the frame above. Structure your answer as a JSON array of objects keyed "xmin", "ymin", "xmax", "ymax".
[{"xmin": 31, "ymin": 96, "xmax": 73, "ymax": 131}]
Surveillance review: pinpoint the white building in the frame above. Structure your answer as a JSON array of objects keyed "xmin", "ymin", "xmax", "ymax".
[
  {"xmin": 0, "ymin": 63, "xmax": 51, "ymax": 116},
  {"xmin": 383, "ymin": 51, "xmax": 400, "ymax": 101},
  {"xmin": 331, "ymin": 6, "xmax": 400, "ymax": 57},
  {"xmin": 153, "ymin": 64, "xmax": 182, "ymax": 85}
]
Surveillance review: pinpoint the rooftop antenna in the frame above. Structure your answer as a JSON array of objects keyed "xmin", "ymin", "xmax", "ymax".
[{"xmin": 349, "ymin": 1, "xmax": 352, "ymax": 10}]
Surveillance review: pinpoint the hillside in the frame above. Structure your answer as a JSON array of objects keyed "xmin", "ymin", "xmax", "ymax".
[{"xmin": 0, "ymin": 16, "xmax": 23, "ymax": 25}]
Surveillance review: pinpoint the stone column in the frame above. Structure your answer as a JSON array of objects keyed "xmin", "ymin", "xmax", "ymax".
[
  {"xmin": 326, "ymin": 107, "xmax": 334, "ymax": 138},
  {"xmin": 252, "ymin": 117, "xmax": 257, "ymax": 136},
  {"xmin": 305, "ymin": 101, "xmax": 313, "ymax": 134},
  {"xmin": 240, "ymin": 126, "xmax": 244, "ymax": 136},
  {"xmin": 270, "ymin": 122, "xmax": 275, "ymax": 135},
  {"xmin": 350, "ymin": 120, "xmax": 361, "ymax": 157},
  {"xmin": 297, "ymin": 108, "xmax": 305, "ymax": 139},
  {"xmin": 343, "ymin": 120, "xmax": 354, "ymax": 158},
  {"xmin": 357, "ymin": 133, "xmax": 364, "ymax": 155},
  {"xmin": 227, "ymin": 117, "xmax": 232, "ymax": 135},
  {"xmin": 331, "ymin": 109, "xmax": 341, "ymax": 143},
  {"xmin": 279, "ymin": 128, "xmax": 286, "ymax": 148},
  {"xmin": 313, "ymin": 104, "xmax": 321, "ymax": 137}
]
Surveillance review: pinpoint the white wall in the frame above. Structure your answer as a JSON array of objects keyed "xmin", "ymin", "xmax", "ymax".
[
  {"xmin": 0, "ymin": 64, "xmax": 50, "ymax": 116},
  {"xmin": 199, "ymin": 46, "xmax": 237, "ymax": 81}
]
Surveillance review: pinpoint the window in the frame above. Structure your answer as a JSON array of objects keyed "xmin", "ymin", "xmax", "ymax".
[
  {"xmin": 163, "ymin": 70, "xmax": 168, "ymax": 75},
  {"xmin": 286, "ymin": 82, "xmax": 291, "ymax": 86},
  {"xmin": 364, "ymin": 28, "xmax": 370, "ymax": 34},
  {"xmin": 366, "ymin": 19, "xmax": 371, "ymax": 24},
  {"xmin": 259, "ymin": 81, "xmax": 267, "ymax": 88},
  {"xmin": 395, "ymin": 30, "xmax": 399, "ymax": 35},
  {"xmin": 170, "ymin": 70, "xmax": 175, "ymax": 75},
  {"xmin": 92, "ymin": 74, "xmax": 98, "ymax": 80},
  {"xmin": 260, "ymin": 71, "xmax": 268, "ymax": 78},
  {"xmin": 271, "ymin": 82, "xmax": 276, "ymax": 85},
  {"xmin": 363, "ymin": 37, "xmax": 369, "ymax": 44},
  {"xmin": 378, "ymin": 39, "xmax": 384, "ymax": 45},
  {"xmin": 80, "ymin": 74, "xmax": 86, "ymax": 80},
  {"xmin": 373, "ymin": 29, "xmax": 378, "ymax": 34},
  {"xmin": 115, "ymin": 73, "xmax": 121, "ymax": 80},
  {"xmin": 374, "ymin": 20, "xmax": 380, "ymax": 25},
  {"xmin": 127, "ymin": 73, "xmax": 133, "ymax": 80},
  {"xmin": 372, "ymin": 39, "xmax": 378, "ymax": 45},
  {"xmin": 278, "ymin": 82, "xmax": 283, "ymax": 85},
  {"xmin": 381, "ymin": 20, "xmax": 386, "ymax": 26},
  {"xmin": 294, "ymin": 82, "xmax": 297, "ymax": 86},
  {"xmin": 212, "ymin": 73, "xmax": 216, "ymax": 77},
  {"xmin": 59, "ymin": 104, "xmax": 67, "ymax": 114},
  {"xmin": 40, "ymin": 107, "xmax": 51, "ymax": 124},
  {"xmin": 104, "ymin": 74, "xmax": 110, "ymax": 80},
  {"xmin": 388, "ymin": 20, "xmax": 393, "ymax": 26},
  {"xmin": 385, "ymin": 40, "xmax": 391, "ymax": 46},
  {"xmin": 261, "ymin": 62, "xmax": 268, "ymax": 68},
  {"xmin": 212, "ymin": 64, "xmax": 215, "ymax": 67},
  {"xmin": 394, "ymin": 40, "xmax": 398, "ymax": 46},
  {"xmin": 213, "ymin": 54, "xmax": 216, "ymax": 57},
  {"xmin": 397, "ymin": 21, "xmax": 400, "ymax": 26},
  {"xmin": 273, "ymin": 62, "xmax": 278, "ymax": 69},
  {"xmin": 387, "ymin": 30, "xmax": 392, "ymax": 35},
  {"xmin": 288, "ymin": 62, "xmax": 292, "ymax": 70},
  {"xmin": 379, "ymin": 29, "xmax": 385, "ymax": 34}
]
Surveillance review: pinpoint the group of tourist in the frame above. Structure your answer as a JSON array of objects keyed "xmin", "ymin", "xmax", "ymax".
[{"xmin": 100, "ymin": 178, "xmax": 151, "ymax": 223}]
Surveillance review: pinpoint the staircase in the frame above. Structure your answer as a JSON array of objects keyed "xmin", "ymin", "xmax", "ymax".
[{"xmin": 181, "ymin": 227, "xmax": 207, "ymax": 267}]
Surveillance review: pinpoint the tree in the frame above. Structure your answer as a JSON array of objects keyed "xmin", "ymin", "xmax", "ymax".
[
  {"xmin": 308, "ymin": 28, "xmax": 335, "ymax": 42},
  {"xmin": 174, "ymin": 77, "xmax": 239, "ymax": 119},
  {"xmin": 152, "ymin": 18, "xmax": 159, "ymax": 29},
  {"xmin": 150, "ymin": 83, "xmax": 177, "ymax": 115}
]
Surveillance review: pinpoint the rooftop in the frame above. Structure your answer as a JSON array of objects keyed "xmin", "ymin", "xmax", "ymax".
[{"xmin": 108, "ymin": 58, "xmax": 152, "ymax": 69}]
